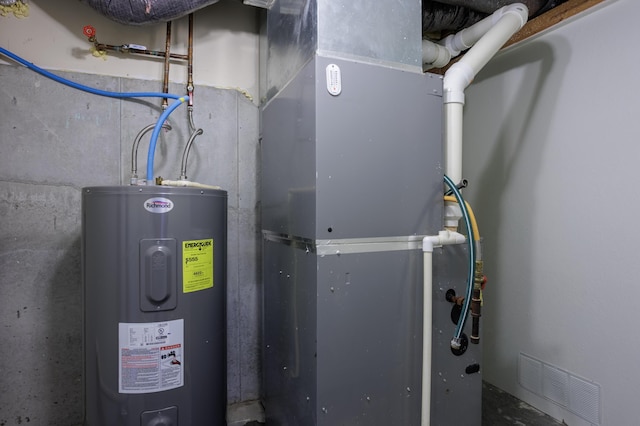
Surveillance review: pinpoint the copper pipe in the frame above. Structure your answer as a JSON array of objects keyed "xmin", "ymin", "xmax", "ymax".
[
  {"xmin": 93, "ymin": 44, "xmax": 188, "ymax": 61},
  {"xmin": 162, "ymin": 21, "xmax": 172, "ymax": 109},
  {"xmin": 470, "ymin": 260, "xmax": 483, "ymax": 344},
  {"xmin": 187, "ymin": 13, "xmax": 195, "ymax": 108},
  {"xmin": 181, "ymin": 12, "xmax": 203, "ymax": 175}
]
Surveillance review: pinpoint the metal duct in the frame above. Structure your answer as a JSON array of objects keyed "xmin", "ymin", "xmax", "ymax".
[{"xmin": 81, "ymin": 0, "xmax": 220, "ymax": 25}]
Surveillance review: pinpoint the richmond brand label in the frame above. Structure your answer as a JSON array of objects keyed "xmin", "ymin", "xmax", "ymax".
[{"xmin": 144, "ymin": 197, "xmax": 174, "ymax": 213}]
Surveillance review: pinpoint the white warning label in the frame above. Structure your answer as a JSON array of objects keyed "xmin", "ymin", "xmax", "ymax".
[{"xmin": 118, "ymin": 319, "xmax": 184, "ymax": 394}]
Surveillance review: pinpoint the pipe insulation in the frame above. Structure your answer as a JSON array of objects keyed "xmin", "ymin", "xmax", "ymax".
[
  {"xmin": 80, "ymin": 0, "xmax": 220, "ymax": 25},
  {"xmin": 434, "ymin": 0, "xmax": 551, "ymax": 16},
  {"xmin": 443, "ymin": 3, "xmax": 528, "ymax": 184},
  {"xmin": 423, "ymin": 2, "xmax": 488, "ymax": 33},
  {"xmin": 423, "ymin": 0, "xmax": 566, "ymax": 34}
]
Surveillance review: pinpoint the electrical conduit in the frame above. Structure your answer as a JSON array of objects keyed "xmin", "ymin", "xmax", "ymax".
[{"xmin": 0, "ymin": 46, "xmax": 186, "ymax": 183}]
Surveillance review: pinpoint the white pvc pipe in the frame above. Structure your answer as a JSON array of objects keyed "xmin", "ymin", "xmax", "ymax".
[
  {"xmin": 422, "ymin": 231, "xmax": 466, "ymax": 426},
  {"xmin": 444, "ymin": 102, "xmax": 465, "ymax": 185},
  {"xmin": 442, "ymin": 3, "xmax": 528, "ymax": 184},
  {"xmin": 440, "ymin": 13, "xmax": 496, "ymax": 58},
  {"xmin": 451, "ymin": 4, "xmax": 527, "ymax": 82},
  {"xmin": 422, "ymin": 247, "xmax": 433, "ymax": 426},
  {"xmin": 420, "ymin": 6, "xmax": 528, "ymax": 422},
  {"xmin": 422, "ymin": 39, "xmax": 451, "ymax": 70}
]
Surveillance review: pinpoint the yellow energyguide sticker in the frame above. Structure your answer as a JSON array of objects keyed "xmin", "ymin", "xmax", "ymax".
[{"xmin": 182, "ymin": 238, "xmax": 214, "ymax": 293}]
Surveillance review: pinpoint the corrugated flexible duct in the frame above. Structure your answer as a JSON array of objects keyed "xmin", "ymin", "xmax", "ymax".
[
  {"xmin": 423, "ymin": 2, "xmax": 488, "ymax": 33},
  {"xmin": 435, "ymin": 0, "xmax": 550, "ymax": 15},
  {"xmin": 424, "ymin": 0, "xmax": 564, "ymax": 33},
  {"xmin": 81, "ymin": 0, "xmax": 220, "ymax": 25}
]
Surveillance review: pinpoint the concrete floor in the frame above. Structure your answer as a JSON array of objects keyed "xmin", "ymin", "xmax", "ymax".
[
  {"xmin": 232, "ymin": 382, "xmax": 564, "ymax": 426},
  {"xmin": 482, "ymin": 382, "xmax": 564, "ymax": 426}
]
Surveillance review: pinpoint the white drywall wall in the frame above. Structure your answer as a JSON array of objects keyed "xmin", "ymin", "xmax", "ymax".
[{"xmin": 462, "ymin": 0, "xmax": 637, "ymax": 424}]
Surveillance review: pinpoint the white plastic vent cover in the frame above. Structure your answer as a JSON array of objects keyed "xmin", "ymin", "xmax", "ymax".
[
  {"xmin": 543, "ymin": 363, "xmax": 569, "ymax": 406},
  {"xmin": 518, "ymin": 353, "xmax": 601, "ymax": 424},
  {"xmin": 518, "ymin": 353, "xmax": 542, "ymax": 395},
  {"xmin": 569, "ymin": 375, "xmax": 601, "ymax": 425}
]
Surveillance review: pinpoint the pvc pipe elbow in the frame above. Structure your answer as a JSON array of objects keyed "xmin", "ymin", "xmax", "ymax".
[
  {"xmin": 494, "ymin": 3, "xmax": 529, "ymax": 29},
  {"xmin": 423, "ymin": 231, "xmax": 466, "ymax": 252},
  {"xmin": 439, "ymin": 34, "xmax": 463, "ymax": 58},
  {"xmin": 422, "ymin": 39, "xmax": 452, "ymax": 69},
  {"xmin": 438, "ymin": 230, "xmax": 466, "ymax": 245},
  {"xmin": 442, "ymin": 3, "xmax": 527, "ymax": 106},
  {"xmin": 423, "ymin": 236, "xmax": 436, "ymax": 253},
  {"xmin": 443, "ymin": 61, "xmax": 474, "ymax": 105}
]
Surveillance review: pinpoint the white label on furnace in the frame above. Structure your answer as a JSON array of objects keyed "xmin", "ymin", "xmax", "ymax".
[
  {"xmin": 118, "ymin": 319, "xmax": 184, "ymax": 394},
  {"xmin": 326, "ymin": 63, "xmax": 342, "ymax": 96}
]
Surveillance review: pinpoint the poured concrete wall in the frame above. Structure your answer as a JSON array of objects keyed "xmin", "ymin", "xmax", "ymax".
[{"xmin": 0, "ymin": 64, "xmax": 260, "ymax": 425}]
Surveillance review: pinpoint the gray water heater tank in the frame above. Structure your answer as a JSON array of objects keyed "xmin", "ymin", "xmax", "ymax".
[{"xmin": 82, "ymin": 186, "xmax": 227, "ymax": 426}]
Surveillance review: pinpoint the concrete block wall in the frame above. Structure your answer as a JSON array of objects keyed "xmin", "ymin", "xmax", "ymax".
[{"xmin": 0, "ymin": 63, "xmax": 260, "ymax": 425}]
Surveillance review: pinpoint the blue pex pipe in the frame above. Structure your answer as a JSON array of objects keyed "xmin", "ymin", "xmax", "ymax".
[
  {"xmin": 0, "ymin": 46, "xmax": 186, "ymax": 181},
  {"xmin": 147, "ymin": 97, "xmax": 187, "ymax": 182}
]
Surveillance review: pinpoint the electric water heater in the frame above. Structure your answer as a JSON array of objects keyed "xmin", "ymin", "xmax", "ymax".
[{"xmin": 82, "ymin": 186, "xmax": 227, "ymax": 426}]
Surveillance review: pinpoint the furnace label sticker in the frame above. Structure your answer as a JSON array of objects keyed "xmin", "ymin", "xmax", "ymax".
[
  {"xmin": 118, "ymin": 319, "xmax": 184, "ymax": 394},
  {"xmin": 182, "ymin": 238, "xmax": 214, "ymax": 293}
]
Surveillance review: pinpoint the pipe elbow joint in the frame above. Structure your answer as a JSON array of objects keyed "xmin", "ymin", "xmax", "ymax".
[
  {"xmin": 422, "ymin": 40, "xmax": 452, "ymax": 69},
  {"xmin": 423, "ymin": 230, "xmax": 466, "ymax": 252},
  {"xmin": 439, "ymin": 34, "xmax": 464, "ymax": 59},
  {"xmin": 495, "ymin": 3, "xmax": 529, "ymax": 28},
  {"xmin": 439, "ymin": 230, "xmax": 466, "ymax": 245},
  {"xmin": 443, "ymin": 61, "xmax": 474, "ymax": 104},
  {"xmin": 423, "ymin": 236, "xmax": 437, "ymax": 253}
]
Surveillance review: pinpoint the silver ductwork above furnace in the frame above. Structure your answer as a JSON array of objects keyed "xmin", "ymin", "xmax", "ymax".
[{"xmin": 261, "ymin": 0, "xmax": 424, "ymax": 103}]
